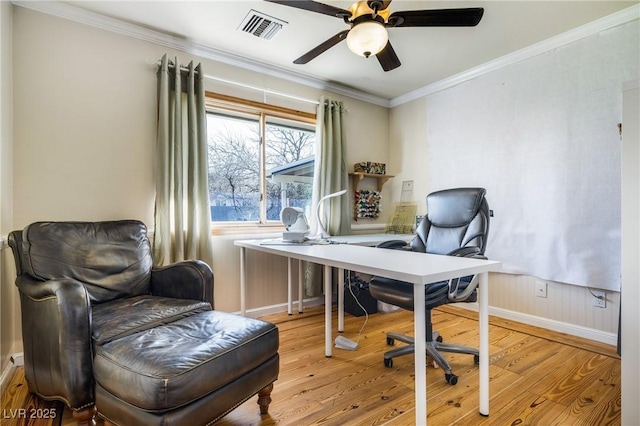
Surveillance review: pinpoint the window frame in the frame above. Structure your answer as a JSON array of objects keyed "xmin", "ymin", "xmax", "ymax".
[{"xmin": 205, "ymin": 92, "xmax": 316, "ymax": 233}]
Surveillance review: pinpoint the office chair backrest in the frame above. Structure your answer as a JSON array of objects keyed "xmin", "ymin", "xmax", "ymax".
[{"xmin": 412, "ymin": 188, "xmax": 490, "ymax": 256}]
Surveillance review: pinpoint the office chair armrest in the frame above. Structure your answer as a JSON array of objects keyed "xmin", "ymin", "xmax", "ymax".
[
  {"xmin": 448, "ymin": 275, "xmax": 480, "ymax": 302},
  {"xmin": 446, "ymin": 248, "xmax": 486, "ymax": 302},
  {"xmin": 376, "ymin": 240, "xmax": 410, "ymax": 250},
  {"xmin": 447, "ymin": 246, "xmax": 481, "ymax": 257}
]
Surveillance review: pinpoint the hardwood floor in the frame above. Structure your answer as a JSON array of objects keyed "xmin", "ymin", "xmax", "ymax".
[
  {"xmin": 1, "ymin": 368, "xmax": 63, "ymax": 426},
  {"xmin": 2, "ymin": 305, "xmax": 620, "ymax": 425}
]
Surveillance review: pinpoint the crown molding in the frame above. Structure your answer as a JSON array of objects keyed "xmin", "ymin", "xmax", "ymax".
[
  {"xmin": 12, "ymin": 0, "xmax": 391, "ymax": 108},
  {"xmin": 13, "ymin": 1, "xmax": 638, "ymax": 110},
  {"xmin": 390, "ymin": 4, "xmax": 640, "ymax": 108}
]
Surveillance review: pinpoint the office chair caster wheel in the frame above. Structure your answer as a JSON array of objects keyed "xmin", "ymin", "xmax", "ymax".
[
  {"xmin": 474, "ymin": 354, "xmax": 480, "ymax": 364},
  {"xmin": 445, "ymin": 373, "xmax": 458, "ymax": 385},
  {"xmin": 384, "ymin": 358, "xmax": 393, "ymax": 368},
  {"xmin": 386, "ymin": 337, "xmax": 395, "ymax": 346}
]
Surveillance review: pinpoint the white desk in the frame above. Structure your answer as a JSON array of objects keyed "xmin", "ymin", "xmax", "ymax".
[
  {"xmin": 329, "ymin": 234, "xmax": 413, "ymax": 332},
  {"xmin": 234, "ymin": 239, "xmax": 500, "ymax": 425},
  {"xmin": 242, "ymin": 234, "xmax": 412, "ymax": 321},
  {"xmin": 234, "ymin": 238, "xmax": 501, "ymax": 425},
  {"xmin": 330, "ymin": 233, "xmax": 413, "ymax": 246}
]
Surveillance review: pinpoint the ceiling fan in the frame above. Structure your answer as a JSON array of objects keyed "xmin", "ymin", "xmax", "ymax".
[{"xmin": 265, "ymin": 0, "xmax": 484, "ymax": 72}]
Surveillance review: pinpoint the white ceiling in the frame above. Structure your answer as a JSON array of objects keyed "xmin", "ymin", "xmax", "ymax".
[{"xmin": 57, "ymin": 1, "xmax": 638, "ymax": 101}]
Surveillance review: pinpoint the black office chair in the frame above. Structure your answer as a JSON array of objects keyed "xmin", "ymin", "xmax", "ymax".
[{"xmin": 369, "ymin": 187, "xmax": 490, "ymax": 385}]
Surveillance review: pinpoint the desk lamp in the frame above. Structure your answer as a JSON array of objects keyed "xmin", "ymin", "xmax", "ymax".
[{"xmin": 315, "ymin": 189, "xmax": 347, "ymax": 239}]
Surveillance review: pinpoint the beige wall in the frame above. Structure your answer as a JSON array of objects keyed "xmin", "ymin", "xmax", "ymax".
[
  {"xmin": 13, "ymin": 8, "xmax": 157, "ymax": 227},
  {"xmin": 12, "ymin": 8, "xmax": 391, "ymax": 229},
  {"xmin": 389, "ymin": 97, "xmax": 429, "ymax": 214},
  {"xmin": 0, "ymin": 0, "xmax": 18, "ymax": 383},
  {"xmin": 8, "ymin": 7, "xmax": 390, "ymax": 320}
]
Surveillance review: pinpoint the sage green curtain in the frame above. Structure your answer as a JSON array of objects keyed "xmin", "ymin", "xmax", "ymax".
[
  {"xmin": 305, "ymin": 96, "xmax": 350, "ymax": 296},
  {"xmin": 312, "ymin": 97, "xmax": 350, "ymax": 236},
  {"xmin": 153, "ymin": 54, "xmax": 213, "ymax": 267}
]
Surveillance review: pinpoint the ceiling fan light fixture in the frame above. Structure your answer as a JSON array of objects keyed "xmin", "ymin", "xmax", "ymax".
[{"xmin": 346, "ymin": 21, "xmax": 388, "ymax": 58}]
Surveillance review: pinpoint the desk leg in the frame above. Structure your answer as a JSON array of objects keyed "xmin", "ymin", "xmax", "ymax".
[
  {"xmin": 338, "ymin": 268, "xmax": 344, "ymax": 332},
  {"xmin": 414, "ymin": 283, "xmax": 427, "ymax": 424},
  {"xmin": 298, "ymin": 259, "xmax": 304, "ymax": 313},
  {"xmin": 479, "ymin": 272, "xmax": 490, "ymax": 416},
  {"xmin": 324, "ymin": 264, "xmax": 332, "ymax": 357},
  {"xmin": 239, "ymin": 247, "xmax": 246, "ymax": 316},
  {"xmin": 287, "ymin": 258, "xmax": 293, "ymax": 315}
]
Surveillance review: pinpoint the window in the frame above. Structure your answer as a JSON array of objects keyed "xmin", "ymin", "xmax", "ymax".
[{"xmin": 206, "ymin": 93, "xmax": 316, "ymax": 225}]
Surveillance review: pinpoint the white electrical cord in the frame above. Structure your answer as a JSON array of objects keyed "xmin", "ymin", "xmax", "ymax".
[
  {"xmin": 586, "ymin": 286, "xmax": 606, "ymax": 301},
  {"xmin": 346, "ymin": 270, "xmax": 369, "ymax": 345}
]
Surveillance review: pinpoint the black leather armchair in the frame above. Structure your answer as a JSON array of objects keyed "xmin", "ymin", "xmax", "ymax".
[
  {"xmin": 9, "ymin": 220, "xmax": 279, "ymax": 425},
  {"xmin": 369, "ymin": 188, "xmax": 490, "ymax": 385}
]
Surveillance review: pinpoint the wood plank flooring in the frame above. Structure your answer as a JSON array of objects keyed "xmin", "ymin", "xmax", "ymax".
[
  {"xmin": 2, "ymin": 305, "xmax": 620, "ymax": 425},
  {"xmin": 1, "ymin": 368, "xmax": 63, "ymax": 426}
]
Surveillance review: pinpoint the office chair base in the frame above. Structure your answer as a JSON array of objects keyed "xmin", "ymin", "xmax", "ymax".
[{"xmin": 383, "ymin": 331, "xmax": 479, "ymax": 385}]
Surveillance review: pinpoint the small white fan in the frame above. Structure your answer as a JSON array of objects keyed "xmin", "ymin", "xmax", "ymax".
[{"xmin": 280, "ymin": 207, "xmax": 309, "ymax": 243}]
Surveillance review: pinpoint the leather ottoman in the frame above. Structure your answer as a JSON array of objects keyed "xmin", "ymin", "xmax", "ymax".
[{"xmin": 93, "ymin": 310, "xmax": 279, "ymax": 426}]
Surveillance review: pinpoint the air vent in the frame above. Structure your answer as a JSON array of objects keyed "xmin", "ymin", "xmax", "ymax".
[{"xmin": 238, "ymin": 10, "xmax": 287, "ymax": 40}]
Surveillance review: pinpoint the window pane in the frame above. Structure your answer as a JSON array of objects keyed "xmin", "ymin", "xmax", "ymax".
[
  {"xmin": 207, "ymin": 113, "xmax": 260, "ymax": 222},
  {"xmin": 265, "ymin": 119, "xmax": 316, "ymax": 221}
]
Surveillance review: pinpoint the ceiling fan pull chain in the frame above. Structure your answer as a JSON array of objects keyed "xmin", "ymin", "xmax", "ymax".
[{"xmin": 370, "ymin": 1, "xmax": 380, "ymax": 18}]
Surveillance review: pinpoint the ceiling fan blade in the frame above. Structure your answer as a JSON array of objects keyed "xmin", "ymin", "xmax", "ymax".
[
  {"xmin": 376, "ymin": 41, "xmax": 401, "ymax": 72},
  {"xmin": 388, "ymin": 8, "xmax": 484, "ymax": 28},
  {"xmin": 293, "ymin": 30, "xmax": 350, "ymax": 64},
  {"xmin": 264, "ymin": 0, "xmax": 351, "ymax": 19}
]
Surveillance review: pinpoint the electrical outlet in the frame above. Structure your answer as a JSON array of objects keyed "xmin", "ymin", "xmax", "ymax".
[
  {"xmin": 592, "ymin": 290, "xmax": 606, "ymax": 308},
  {"xmin": 535, "ymin": 281, "xmax": 547, "ymax": 298}
]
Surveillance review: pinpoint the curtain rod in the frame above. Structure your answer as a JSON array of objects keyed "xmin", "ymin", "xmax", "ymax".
[
  {"xmin": 208, "ymin": 75, "xmax": 320, "ymax": 106},
  {"xmin": 161, "ymin": 62, "xmax": 320, "ymax": 106}
]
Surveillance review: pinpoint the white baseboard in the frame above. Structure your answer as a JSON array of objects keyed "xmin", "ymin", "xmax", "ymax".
[
  {"xmin": 350, "ymin": 223, "xmax": 386, "ymax": 232},
  {"xmin": 234, "ymin": 296, "xmax": 325, "ymax": 318},
  {"xmin": 0, "ymin": 362, "xmax": 17, "ymax": 396},
  {"xmin": 237, "ymin": 297, "xmax": 617, "ymax": 346},
  {"xmin": 455, "ymin": 303, "xmax": 618, "ymax": 346}
]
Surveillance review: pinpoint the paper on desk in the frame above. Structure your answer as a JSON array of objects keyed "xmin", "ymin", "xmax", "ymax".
[{"xmin": 259, "ymin": 239, "xmax": 311, "ymax": 246}]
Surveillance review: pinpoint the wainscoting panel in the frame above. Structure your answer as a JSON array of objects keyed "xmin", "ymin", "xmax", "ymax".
[
  {"xmin": 211, "ymin": 234, "xmax": 619, "ymax": 344},
  {"xmin": 453, "ymin": 272, "xmax": 621, "ymax": 345},
  {"xmin": 489, "ymin": 273, "xmax": 620, "ymax": 334},
  {"xmin": 211, "ymin": 233, "xmax": 298, "ymax": 313}
]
